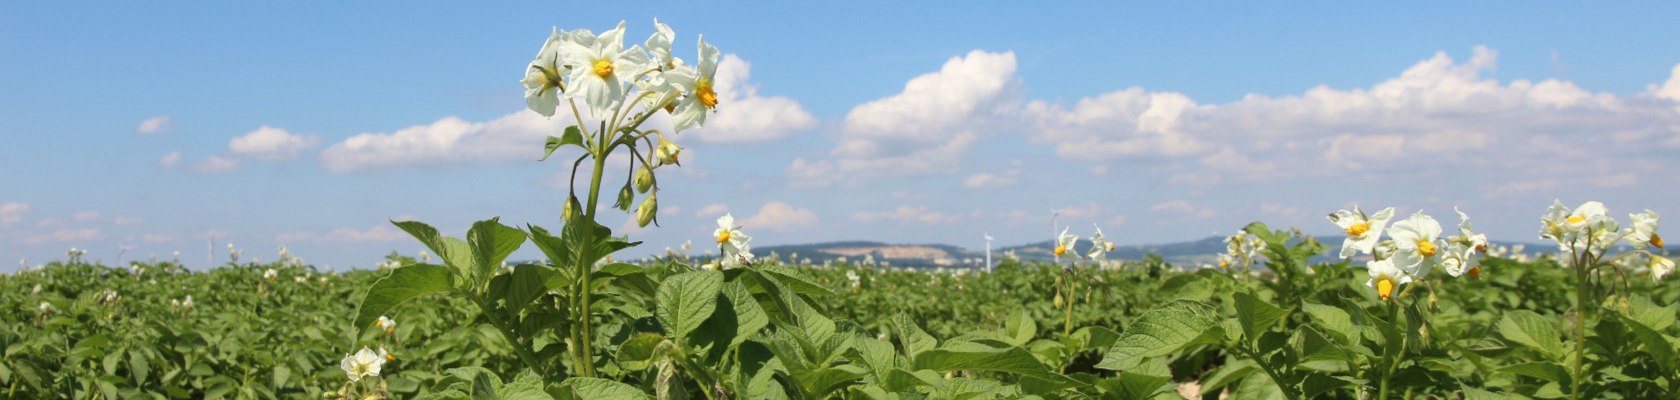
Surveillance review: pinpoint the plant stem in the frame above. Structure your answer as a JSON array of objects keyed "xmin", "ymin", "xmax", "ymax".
[
  {"xmin": 470, "ymin": 295, "xmax": 547, "ymax": 377},
  {"xmin": 1571, "ymin": 250, "xmax": 1590, "ymax": 400},
  {"xmin": 571, "ymin": 153, "xmax": 608, "ymax": 378}
]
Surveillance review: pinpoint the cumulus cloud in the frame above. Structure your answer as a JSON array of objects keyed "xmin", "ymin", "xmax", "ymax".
[
  {"xmin": 21, "ymin": 228, "xmax": 99, "ymax": 245},
  {"xmin": 0, "ymin": 203, "xmax": 28, "ymax": 225},
  {"xmin": 792, "ymin": 50, "xmax": 1019, "ymax": 185},
  {"xmin": 159, "ymin": 151, "xmax": 240, "ymax": 173},
  {"xmin": 229, "ymin": 125, "xmax": 320, "ymax": 161},
  {"xmin": 135, "ymin": 116, "xmax": 173, "ymax": 135},
  {"xmin": 276, "ymin": 224, "xmax": 408, "ymax": 244},
  {"xmin": 963, "ymin": 160, "xmax": 1022, "ymax": 190},
  {"xmin": 319, "ymin": 54, "xmax": 807, "ymax": 173},
  {"xmin": 71, "ymin": 211, "xmax": 101, "ymax": 222},
  {"xmin": 693, "ymin": 203, "xmax": 729, "ymax": 218},
  {"xmin": 686, "ymin": 55, "xmax": 818, "ymax": 143},
  {"xmin": 113, "ymin": 217, "xmax": 143, "ymax": 226},
  {"xmin": 852, "ymin": 206, "xmax": 967, "ymax": 224},
  {"xmin": 1150, "ymin": 200, "xmax": 1217, "ymax": 218},
  {"xmin": 739, "ymin": 201, "xmax": 818, "ymax": 232}
]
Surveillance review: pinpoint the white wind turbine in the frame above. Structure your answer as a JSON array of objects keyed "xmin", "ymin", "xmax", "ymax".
[{"xmin": 984, "ymin": 232, "xmax": 994, "ymax": 273}]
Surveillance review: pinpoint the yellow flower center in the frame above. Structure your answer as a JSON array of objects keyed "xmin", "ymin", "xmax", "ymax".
[
  {"xmin": 1468, "ymin": 266, "xmax": 1481, "ymax": 279},
  {"xmin": 1345, "ymin": 222, "xmax": 1370, "ymax": 237},
  {"xmin": 1475, "ymin": 243, "xmax": 1487, "ymax": 253},
  {"xmin": 1416, "ymin": 240, "xmax": 1437, "ymax": 257},
  {"xmin": 696, "ymin": 80, "xmax": 718, "ymax": 108},
  {"xmin": 1375, "ymin": 276, "xmax": 1396, "ymax": 300},
  {"xmin": 1053, "ymin": 245, "xmax": 1067, "ymax": 257},
  {"xmin": 716, "ymin": 230, "xmax": 730, "ymax": 244},
  {"xmin": 1652, "ymin": 233, "xmax": 1664, "ymax": 248},
  {"xmin": 593, "ymin": 59, "xmax": 614, "ymax": 79},
  {"xmin": 1566, "ymin": 215, "xmax": 1585, "ymax": 224},
  {"xmin": 1219, "ymin": 260, "xmax": 1229, "ymax": 269}
]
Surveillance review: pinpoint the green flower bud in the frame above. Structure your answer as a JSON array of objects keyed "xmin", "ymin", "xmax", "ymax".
[
  {"xmin": 636, "ymin": 193, "xmax": 658, "ymax": 228},
  {"xmin": 635, "ymin": 166, "xmax": 654, "ymax": 193},
  {"xmin": 655, "ymin": 137, "xmax": 682, "ymax": 166},
  {"xmin": 563, "ymin": 195, "xmax": 581, "ymax": 224}
]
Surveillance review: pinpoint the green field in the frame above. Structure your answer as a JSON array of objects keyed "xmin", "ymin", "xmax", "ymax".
[{"xmin": 4, "ymin": 223, "xmax": 1676, "ymax": 399}]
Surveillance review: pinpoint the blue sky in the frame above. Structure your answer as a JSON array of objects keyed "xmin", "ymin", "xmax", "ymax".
[{"xmin": 4, "ymin": 2, "xmax": 1679, "ymax": 270}]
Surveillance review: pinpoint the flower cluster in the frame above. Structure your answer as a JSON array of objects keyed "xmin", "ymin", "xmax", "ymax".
[
  {"xmin": 1330, "ymin": 206, "xmax": 1486, "ymax": 300},
  {"xmin": 339, "ymin": 347, "xmax": 388, "ymax": 382},
  {"xmin": 375, "ymin": 316, "xmax": 397, "ymax": 334},
  {"xmin": 1220, "ymin": 231, "xmax": 1261, "ymax": 270},
  {"xmin": 1540, "ymin": 200, "xmax": 1668, "ymax": 281}
]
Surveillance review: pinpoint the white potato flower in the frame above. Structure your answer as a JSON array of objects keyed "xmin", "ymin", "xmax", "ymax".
[
  {"xmin": 340, "ymin": 347, "xmax": 386, "ymax": 382},
  {"xmin": 714, "ymin": 213, "xmax": 753, "ymax": 268},
  {"xmin": 1053, "ymin": 227, "xmax": 1078, "ymax": 262},
  {"xmin": 562, "ymin": 21, "xmax": 651, "ymax": 116},
  {"xmin": 1328, "ymin": 206, "xmax": 1395, "ymax": 259},
  {"xmin": 1365, "ymin": 258, "xmax": 1412, "ymax": 301},
  {"xmin": 665, "ymin": 35, "xmax": 721, "ymax": 132},
  {"xmin": 1651, "ymin": 256, "xmax": 1674, "ymax": 282},
  {"xmin": 521, "ymin": 27, "xmax": 567, "ymax": 117},
  {"xmin": 1388, "ymin": 211, "xmax": 1444, "ymax": 278},
  {"xmin": 376, "ymin": 316, "xmax": 396, "ymax": 334},
  {"xmin": 262, "ymin": 269, "xmax": 277, "ymax": 281},
  {"xmin": 1086, "ymin": 225, "xmax": 1109, "ymax": 262},
  {"xmin": 1625, "ymin": 210, "xmax": 1661, "ymax": 249}
]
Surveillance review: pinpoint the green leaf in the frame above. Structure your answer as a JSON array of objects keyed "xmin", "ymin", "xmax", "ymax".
[
  {"xmin": 540, "ymin": 126, "xmax": 584, "ymax": 161},
  {"xmin": 1235, "ymin": 291, "xmax": 1285, "ymax": 341},
  {"xmin": 912, "ymin": 342, "xmax": 1070, "ymax": 383},
  {"xmin": 354, "ymin": 264, "xmax": 454, "ymax": 332},
  {"xmin": 891, "ymin": 313, "xmax": 938, "ymax": 360},
  {"xmin": 1099, "ymin": 358, "xmax": 1172, "ymax": 400},
  {"xmin": 616, "ymin": 333, "xmax": 669, "ymax": 371},
  {"xmin": 501, "ymin": 264, "xmax": 554, "ymax": 313},
  {"xmin": 1498, "ymin": 310, "xmax": 1564, "ymax": 361},
  {"xmin": 1620, "ymin": 313, "xmax": 1679, "ymax": 373},
  {"xmin": 1003, "ymin": 309, "xmax": 1037, "ymax": 347},
  {"xmin": 526, "ymin": 224, "xmax": 571, "ymax": 266},
  {"xmin": 1501, "ymin": 361, "xmax": 1570, "ymax": 386},
  {"xmin": 1462, "ymin": 387, "xmax": 1510, "ymax": 400},
  {"xmin": 758, "ymin": 265, "xmax": 838, "ymax": 297},
  {"xmin": 722, "ymin": 282, "xmax": 769, "ymax": 347},
  {"xmin": 656, "ymin": 270, "xmax": 723, "ymax": 343},
  {"xmin": 392, "ymin": 220, "xmax": 473, "ymax": 278},
  {"xmin": 128, "ymin": 350, "xmax": 149, "ymax": 385},
  {"xmin": 1096, "ymin": 300, "xmax": 1220, "ymax": 371},
  {"xmin": 851, "ymin": 334, "xmax": 900, "ymax": 383},
  {"xmin": 562, "ymin": 377, "xmax": 654, "ymax": 399},
  {"xmin": 1301, "ymin": 302, "xmax": 1354, "ymax": 344},
  {"xmin": 468, "ymin": 218, "xmax": 526, "ymax": 284}
]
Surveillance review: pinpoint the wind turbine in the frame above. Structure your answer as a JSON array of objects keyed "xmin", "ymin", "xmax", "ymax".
[{"xmin": 983, "ymin": 232, "xmax": 994, "ymax": 273}]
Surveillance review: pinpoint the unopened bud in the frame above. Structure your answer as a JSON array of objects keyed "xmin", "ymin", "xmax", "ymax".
[
  {"xmin": 635, "ymin": 167, "xmax": 654, "ymax": 193},
  {"xmin": 655, "ymin": 137, "xmax": 682, "ymax": 166},
  {"xmin": 637, "ymin": 194, "xmax": 658, "ymax": 228},
  {"xmin": 563, "ymin": 195, "xmax": 582, "ymax": 224}
]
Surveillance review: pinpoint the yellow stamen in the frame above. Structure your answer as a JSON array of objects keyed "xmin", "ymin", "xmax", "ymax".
[
  {"xmin": 1416, "ymin": 240, "xmax": 1437, "ymax": 257},
  {"xmin": 1468, "ymin": 266, "xmax": 1481, "ymax": 279},
  {"xmin": 1652, "ymin": 233, "xmax": 1664, "ymax": 248},
  {"xmin": 1344, "ymin": 222, "xmax": 1370, "ymax": 237},
  {"xmin": 1475, "ymin": 243, "xmax": 1487, "ymax": 254},
  {"xmin": 716, "ymin": 231, "xmax": 730, "ymax": 244},
  {"xmin": 1376, "ymin": 276, "xmax": 1396, "ymax": 300},
  {"xmin": 1566, "ymin": 215, "xmax": 1585, "ymax": 224},
  {"xmin": 592, "ymin": 59, "xmax": 614, "ymax": 79},
  {"xmin": 1219, "ymin": 260, "xmax": 1229, "ymax": 269},
  {"xmin": 696, "ymin": 80, "xmax": 718, "ymax": 108},
  {"xmin": 1053, "ymin": 245, "xmax": 1067, "ymax": 257}
]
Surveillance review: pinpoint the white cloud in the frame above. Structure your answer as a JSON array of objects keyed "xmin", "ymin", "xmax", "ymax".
[
  {"xmin": 35, "ymin": 218, "xmax": 64, "ymax": 228},
  {"xmin": 693, "ymin": 203, "xmax": 729, "ymax": 218},
  {"xmin": 852, "ymin": 206, "xmax": 966, "ymax": 225},
  {"xmin": 686, "ymin": 55, "xmax": 817, "ymax": 143},
  {"xmin": 21, "ymin": 228, "xmax": 99, "ymax": 245},
  {"xmin": 140, "ymin": 234, "xmax": 174, "ymax": 244},
  {"xmin": 159, "ymin": 151, "xmax": 182, "ymax": 168},
  {"xmin": 229, "ymin": 125, "xmax": 319, "ymax": 161},
  {"xmin": 320, "ymin": 54, "xmax": 800, "ymax": 173},
  {"xmin": 113, "ymin": 217, "xmax": 143, "ymax": 226},
  {"xmin": 963, "ymin": 160, "xmax": 1022, "ymax": 190},
  {"xmin": 1021, "ymin": 45, "xmax": 1680, "ymax": 187},
  {"xmin": 792, "ymin": 50, "xmax": 1019, "ymax": 184},
  {"xmin": 1150, "ymin": 200, "xmax": 1217, "ymax": 218},
  {"xmin": 0, "ymin": 202, "xmax": 28, "ymax": 225},
  {"xmin": 276, "ymin": 224, "xmax": 408, "ymax": 244},
  {"xmin": 191, "ymin": 155, "xmax": 241, "ymax": 173},
  {"xmin": 136, "ymin": 115, "xmax": 173, "ymax": 135},
  {"xmin": 739, "ymin": 201, "xmax": 818, "ymax": 232},
  {"xmin": 71, "ymin": 211, "xmax": 101, "ymax": 222}
]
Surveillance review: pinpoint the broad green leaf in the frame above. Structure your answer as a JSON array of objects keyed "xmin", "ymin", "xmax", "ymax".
[
  {"xmin": 1301, "ymin": 302, "xmax": 1354, "ymax": 344},
  {"xmin": 1199, "ymin": 359, "xmax": 1258, "ymax": 396},
  {"xmin": 1501, "ymin": 361, "xmax": 1570, "ymax": 386},
  {"xmin": 1462, "ymin": 387, "xmax": 1510, "ymax": 400},
  {"xmin": 1498, "ymin": 310, "xmax": 1563, "ymax": 361},
  {"xmin": 1230, "ymin": 371, "xmax": 1287, "ymax": 400},
  {"xmin": 656, "ymin": 270, "xmax": 722, "ymax": 343},
  {"xmin": 759, "ymin": 265, "xmax": 838, "ymax": 297},
  {"xmin": 354, "ymin": 264, "xmax": 454, "ymax": 332},
  {"xmin": 525, "ymin": 224, "xmax": 571, "ymax": 267},
  {"xmin": 1235, "ymin": 291, "xmax": 1285, "ymax": 341},
  {"xmin": 563, "ymin": 377, "xmax": 653, "ymax": 399},
  {"xmin": 912, "ymin": 342, "xmax": 1070, "ymax": 383},
  {"xmin": 500, "ymin": 264, "xmax": 554, "ymax": 313},
  {"xmin": 1099, "ymin": 358, "xmax": 1172, "ymax": 400},
  {"xmin": 468, "ymin": 218, "xmax": 526, "ymax": 284},
  {"xmin": 1004, "ymin": 309, "xmax": 1037, "ymax": 347},
  {"xmin": 1620, "ymin": 314, "xmax": 1679, "ymax": 373},
  {"xmin": 540, "ymin": 126, "xmax": 584, "ymax": 161},
  {"xmin": 891, "ymin": 313, "xmax": 938, "ymax": 359},
  {"xmin": 392, "ymin": 220, "xmax": 474, "ymax": 278},
  {"xmin": 1096, "ymin": 300, "xmax": 1220, "ymax": 371},
  {"xmin": 722, "ymin": 282, "xmax": 769, "ymax": 347},
  {"xmin": 850, "ymin": 334, "xmax": 900, "ymax": 383},
  {"xmin": 615, "ymin": 333, "xmax": 669, "ymax": 371}
]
